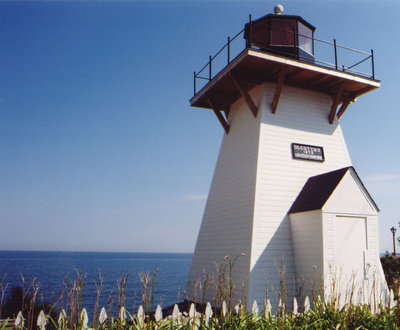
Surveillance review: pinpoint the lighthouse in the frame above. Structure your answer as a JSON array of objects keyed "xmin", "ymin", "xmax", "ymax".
[{"xmin": 186, "ymin": 5, "xmax": 386, "ymax": 311}]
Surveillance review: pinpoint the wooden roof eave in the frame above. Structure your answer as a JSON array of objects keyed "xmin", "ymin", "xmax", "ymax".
[
  {"xmin": 190, "ymin": 49, "xmax": 380, "ymax": 119},
  {"xmin": 189, "ymin": 49, "xmax": 250, "ymax": 108}
]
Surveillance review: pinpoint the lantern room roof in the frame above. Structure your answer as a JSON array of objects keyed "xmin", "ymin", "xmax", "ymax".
[
  {"xmin": 190, "ymin": 48, "xmax": 380, "ymax": 113},
  {"xmin": 244, "ymin": 14, "xmax": 316, "ymax": 35}
]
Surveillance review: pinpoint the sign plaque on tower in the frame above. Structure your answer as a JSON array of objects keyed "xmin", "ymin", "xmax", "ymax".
[{"xmin": 291, "ymin": 143, "xmax": 324, "ymax": 162}]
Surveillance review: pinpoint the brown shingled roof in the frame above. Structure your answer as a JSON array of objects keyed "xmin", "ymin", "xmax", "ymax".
[{"xmin": 288, "ymin": 166, "xmax": 379, "ymax": 214}]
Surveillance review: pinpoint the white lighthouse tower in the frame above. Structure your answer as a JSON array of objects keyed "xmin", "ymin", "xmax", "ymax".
[{"xmin": 186, "ymin": 6, "xmax": 386, "ymax": 311}]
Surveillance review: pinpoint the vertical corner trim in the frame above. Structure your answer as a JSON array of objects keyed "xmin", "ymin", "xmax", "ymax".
[
  {"xmin": 229, "ymin": 73, "xmax": 258, "ymax": 117},
  {"xmin": 271, "ymin": 67, "xmax": 286, "ymax": 114},
  {"xmin": 205, "ymin": 96, "xmax": 230, "ymax": 134}
]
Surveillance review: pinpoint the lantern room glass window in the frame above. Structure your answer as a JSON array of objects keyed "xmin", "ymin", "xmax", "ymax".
[
  {"xmin": 270, "ymin": 19, "xmax": 295, "ymax": 46},
  {"xmin": 298, "ymin": 22, "xmax": 313, "ymax": 55}
]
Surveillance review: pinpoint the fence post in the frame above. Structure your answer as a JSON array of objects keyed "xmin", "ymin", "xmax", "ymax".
[
  {"xmin": 99, "ymin": 307, "xmax": 107, "ymax": 325},
  {"xmin": 81, "ymin": 308, "xmax": 89, "ymax": 329},
  {"xmin": 154, "ymin": 305, "xmax": 162, "ymax": 322},
  {"xmin": 204, "ymin": 302, "xmax": 212, "ymax": 326},
  {"xmin": 137, "ymin": 305, "xmax": 144, "ymax": 328},
  {"xmin": 304, "ymin": 296, "xmax": 310, "ymax": 313},
  {"xmin": 37, "ymin": 310, "xmax": 46, "ymax": 330},
  {"xmin": 172, "ymin": 304, "xmax": 181, "ymax": 326}
]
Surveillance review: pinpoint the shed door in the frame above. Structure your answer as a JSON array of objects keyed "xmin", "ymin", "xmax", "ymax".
[{"xmin": 333, "ymin": 216, "xmax": 367, "ymax": 294}]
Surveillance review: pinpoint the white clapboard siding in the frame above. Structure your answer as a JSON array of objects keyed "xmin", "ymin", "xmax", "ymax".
[
  {"xmin": 290, "ymin": 166, "xmax": 385, "ymax": 307},
  {"xmin": 187, "ymin": 80, "xmax": 355, "ymax": 312},
  {"xmin": 322, "ymin": 170, "xmax": 384, "ymax": 306},
  {"xmin": 186, "ymin": 85, "xmax": 264, "ymax": 303},
  {"xmin": 250, "ymin": 83, "xmax": 352, "ymax": 310},
  {"xmin": 290, "ymin": 209, "xmax": 324, "ymax": 300}
]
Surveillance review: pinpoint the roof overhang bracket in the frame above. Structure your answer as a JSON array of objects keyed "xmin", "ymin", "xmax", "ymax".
[
  {"xmin": 229, "ymin": 72, "xmax": 258, "ymax": 117},
  {"xmin": 328, "ymin": 83, "xmax": 344, "ymax": 124},
  {"xmin": 223, "ymin": 106, "xmax": 230, "ymax": 118},
  {"xmin": 205, "ymin": 96, "xmax": 230, "ymax": 134},
  {"xmin": 336, "ymin": 100, "xmax": 350, "ymax": 120},
  {"xmin": 271, "ymin": 67, "xmax": 287, "ymax": 114}
]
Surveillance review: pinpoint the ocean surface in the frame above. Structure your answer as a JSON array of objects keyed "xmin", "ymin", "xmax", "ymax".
[{"xmin": 0, "ymin": 250, "xmax": 192, "ymax": 317}]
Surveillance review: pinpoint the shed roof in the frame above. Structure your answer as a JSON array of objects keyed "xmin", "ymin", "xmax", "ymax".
[{"xmin": 288, "ymin": 166, "xmax": 379, "ymax": 214}]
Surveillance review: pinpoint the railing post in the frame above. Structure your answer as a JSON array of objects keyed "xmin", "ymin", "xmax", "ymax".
[
  {"xmin": 209, "ymin": 56, "xmax": 212, "ymax": 81},
  {"xmin": 371, "ymin": 49, "xmax": 375, "ymax": 79},
  {"xmin": 227, "ymin": 37, "xmax": 231, "ymax": 64},
  {"xmin": 248, "ymin": 14, "xmax": 252, "ymax": 48},
  {"xmin": 334, "ymin": 39, "xmax": 338, "ymax": 70},
  {"xmin": 193, "ymin": 71, "xmax": 196, "ymax": 95}
]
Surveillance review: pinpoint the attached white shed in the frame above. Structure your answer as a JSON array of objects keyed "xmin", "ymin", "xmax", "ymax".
[{"xmin": 289, "ymin": 166, "xmax": 386, "ymax": 306}]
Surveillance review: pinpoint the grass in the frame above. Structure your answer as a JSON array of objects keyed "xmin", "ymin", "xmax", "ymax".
[{"xmin": 0, "ymin": 256, "xmax": 399, "ymax": 329}]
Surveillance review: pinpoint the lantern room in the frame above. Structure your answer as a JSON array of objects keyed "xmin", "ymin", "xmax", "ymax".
[{"xmin": 244, "ymin": 5, "xmax": 315, "ymax": 63}]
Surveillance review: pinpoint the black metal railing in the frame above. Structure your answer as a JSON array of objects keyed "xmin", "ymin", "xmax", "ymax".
[
  {"xmin": 193, "ymin": 28, "xmax": 245, "ymax": 95},
  {"xmin": 193, "ymin": 16, "xmax": 376, "ymax": 95}
]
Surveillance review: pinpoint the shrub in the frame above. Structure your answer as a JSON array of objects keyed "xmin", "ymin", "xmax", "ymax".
[{"xmin": 381, "ymin": 252, "xmax": 400, "ymax": 292}]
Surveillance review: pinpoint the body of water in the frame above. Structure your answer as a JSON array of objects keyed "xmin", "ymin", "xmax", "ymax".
[{"xmin": 0, "ymin": 250, "xmax": 192, "ymax": 317}]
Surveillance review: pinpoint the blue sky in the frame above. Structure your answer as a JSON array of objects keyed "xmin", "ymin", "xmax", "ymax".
[{"xmin": 1, "ymin": 1, "xmax": 399, "ymax": 253}]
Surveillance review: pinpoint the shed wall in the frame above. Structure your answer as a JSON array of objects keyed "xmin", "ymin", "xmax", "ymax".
[
  {"xmin": 290, "ymin": 210, "xmax": 324, "ymax": 300},
  {"xmin": 323, "ymin": 171, "xmax": 378, "ymax": 215}
]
